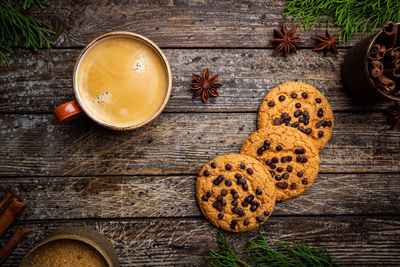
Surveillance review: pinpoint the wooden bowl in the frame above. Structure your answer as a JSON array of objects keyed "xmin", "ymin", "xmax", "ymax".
[{"xmin": 19, "ymin": 226, "xmax": 119, "ymax": 267}]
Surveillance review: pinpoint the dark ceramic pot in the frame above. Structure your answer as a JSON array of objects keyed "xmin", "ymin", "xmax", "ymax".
[
  {"xmin": 19, "ymin": 226, "xmax": 120, "ymax": 267},
  {"xmin": 342, "ymin": 24, "xmax": 400, "ymax": 103}
]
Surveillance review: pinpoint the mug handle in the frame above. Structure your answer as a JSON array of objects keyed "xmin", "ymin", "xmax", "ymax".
[{"xmin": 53, "ymin": 100, "xmax": 83, "ymax": 122}]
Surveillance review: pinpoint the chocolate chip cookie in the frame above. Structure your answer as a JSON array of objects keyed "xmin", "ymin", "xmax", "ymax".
[
  {"xmin": 196, "ymin": 154, "xmax": 276, "ymax": 232},
  {"xmin": 240, "ymin": 126, "xmax": 319, "ymax": 201},
  {"xmin": 257, "ymin": 82, "xmax": 334, "ymax": 150}
]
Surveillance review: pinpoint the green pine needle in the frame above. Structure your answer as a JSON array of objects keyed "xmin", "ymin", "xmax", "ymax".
[
  {"xmin": 0, "ymin": 0, "xmax": 55, "ymax": 68},
  {"xmin": 284, "ymin": 0, "xmax": 400, "ymax": 42},
  {"xmin": 205, "ymin": 232, "xmax": 340, "ymax": 267}
]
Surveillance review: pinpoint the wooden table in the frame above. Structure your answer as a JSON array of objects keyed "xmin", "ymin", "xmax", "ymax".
[{"xmin": 1, "ymin": 1, "xmax": 400, "ymax": 266}]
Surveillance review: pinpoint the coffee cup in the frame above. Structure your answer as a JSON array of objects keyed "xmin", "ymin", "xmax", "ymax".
[{"xmin": 53, "ymin": 32, "xmax": 172, "ymax": 130}]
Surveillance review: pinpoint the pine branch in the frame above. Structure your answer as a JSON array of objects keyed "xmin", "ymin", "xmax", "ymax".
[
  {"xmin": 20, "ymin": 0, "xmax": 49, "ymax": 10},
  {"xmin": 0, "ymin": 0, "xmax": 55, "ymax": 68},
  {"xmin": 284, "ymin": 0, "xmax": 400, "ymax": 42}
]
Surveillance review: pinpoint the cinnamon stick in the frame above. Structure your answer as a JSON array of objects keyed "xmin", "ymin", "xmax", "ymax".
[
  {"xmin": 0, "ymin": 194, "xmax": 12, "ymax": 212},
  {"xmin": 383, "ymin": 21, "xmax": 397, "ymax": 48},
  {"xmin": 383, "ymin": 67, "xmax": 400, "ymax": 80},
  {"xmin": 368, "ymin": 44, "xmax": 386, "ymax": 61},
  {"xmin": 369, "ymin": 60, "xmax": 384, "ymax": 78},
  {"xmin": 0, "ymin": 196, "xmax": 26, "ymax": 237},
  {"xmin": 384, "ymin": 47, "xmax": 400, "ymax": 61},
  {"xmin": 0, "ymin": 227, "xmax": 27, "ymax": 264},
  {"xmin": 385, "ymin": 59, "xmax": 400, "ymax": 68},
  {"xmin": 376, "ymin": 75, "xmax": 396, "ymax": 92}
]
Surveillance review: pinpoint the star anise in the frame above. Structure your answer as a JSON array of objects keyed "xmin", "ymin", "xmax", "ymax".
[
  {"xmin": 388, "ymin": 102, "xmax": 400, "ymax": 129},
  {"xmin": 313, "ymin": 30, "xmax": 339, "ymax": 56},
  {"xmin": 270, "ymin": 23, "xmax": 304, "ymax": 57},
  {"xmin": 189, "ymin": 69, "xmax": 222, "ymax": 103}
]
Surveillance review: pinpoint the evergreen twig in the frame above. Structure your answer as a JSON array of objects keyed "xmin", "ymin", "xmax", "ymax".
[
  {"xmin": 0, "ymin": 0, "xmax": 54, "ymax": 68},
  {"xmin": 284, "ymin": 0, "xmax": 400, "ymax": 42}
]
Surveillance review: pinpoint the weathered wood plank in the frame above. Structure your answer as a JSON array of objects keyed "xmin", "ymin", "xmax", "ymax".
[
  {"xmin": 0, "ymin": 173, "xmax": 398, "ymax": 220},
  {"xmin": 27, "ymin": 0, "xmax": 368, "ymax": 48},
  {"xmin": 2, "ymin": 217, "xmax": 400, "ymax": 266},
  {"xmin": 1, "ymin": 49, "xmax": 393, "ymax": 113},
  {"xmin": 0, "ymin": 112, "xmax": 398, "ymax": 176}
]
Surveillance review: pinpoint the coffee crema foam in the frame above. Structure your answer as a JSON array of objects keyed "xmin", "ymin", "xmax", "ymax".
[{"xmin": 76, "ymin": 35, "xmax": 169, "ymax": 127}]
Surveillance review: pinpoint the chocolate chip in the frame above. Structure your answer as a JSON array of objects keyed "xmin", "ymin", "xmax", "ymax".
[
  {"xmin": 218, "ymin": 213, "xmax": 224, "ymax": 220},
  {"xmin": 317, "ymin": 108, "xmax": 324, "ymax": 118},
  {"xmin": 270, "ymin": 164, "xmax": 276, "ymax": 169},
  {"xmin": 232, "ymin": 207, "xmax": 239, "ymax": 213},
  {"xmin": 276, "ymin": 145, "xmax": 282, "ymax": 151},
  {"xmin": 239, "ymin": 163, "xmax": 245, "ymax": 170},
  {"xmin": 290, "ymin": 183, "xmax": 297, "ymax": 189},
  {"xmin": 294, "ymin": 110, "xmax": 302, "ymax": 117},
  {"xmin": 272, "ymin": 157, "xmax": 279, "ymax": 163},
  {"xmin": 302, "ymin": 179, "xmax": 309, "ymax": 185},
  {"xmin": 221, "ymin": 199, "xmax": 226, "ymax": 206},
  {"xmin": 201, "ymin": 195, "xmax": 208, "ymax": 201},
  {"xmin": 302, "ymin": 92, "xmax": 308, "ymax": 98},
  {"xmin": 242, "ymin": 201, "xmax": 249, "ymax": 207},
  {"xmin": 327, "ymin": 121, "xmax": 332, "ymax": 127},
  {"xmin": 291, "ymin": 92, "xmax": 297, "ymax": 98},
  {"xmin": 286, "ymin": 156, "xmax": 293, "ymax": 162},
  {"xmin": 230, "ymin": 189, "xmax": 237, "ymax": 195},
  {"xmin": 316, "ymin": 121, "xmax": 321, "ymax": 128},
  {"xmin": 298, "ymin": 117, "xmax": 305, "ymax": 123},
  {"xmin": 243, "ymin": 219, "xmax": 250, "ymax": 226},
  {"xmin": 303, "ymin": 110, "xmax": 309, "ymax": 117},
  {"xmin": 276, "ymin": 182, "xmax": 288, "ymax": 189},
  {"xmin": 245, "ymin": 194, "xmax": 254, "ymax": 202},
  {"xmin": 204, "ymin": 170, "xmax": 210, "ymax": 176},
  {"xmin": 225, "ymin": 163, "xmax": 232, "ymax": 170},
  {"xmin": 282, "ymin": 173, "xmax": 289, "ymax": 180},
  {"xmin": 318, "ymin": 131, "xmax": 324, "ymax": 138},
  {"xmin": 251, "ymin": 205, "xmax": 258, "ymax": 212},
  {"xmin": 264, "ymin": 211, "xmax": 270, "ymax": 216},
  {"xmin": 266, "ymin": 159, "xmax": 272, "ymax": 166},
  {"xmin": 242, "ymin": 184, "xmax": 249, "ymax": 191},
  {"xmin": 305, "ymin": 128, "xmax": 312, "ymax": 135},
  {"xmin": 295, "ymin": 148, "xmax": 306, "ymax": 154},
  {"xmin": 206, "ymin": 192, "xmax": 212, "ymax": 198},
  {"xmin": 291, "ymin": 122, "xmax": 300, "ymax": 127},
  {"xmin": 235, "ymin": 173, "xmax": 242, "ymax": 179},
  {"xmin": 287, "ymin": 165, "xmax": 293, "ymax": 172},
  {"xmin": 233, "ymin": 193, "xmax": 239, "ymax": 199},
  {"xmin": 230, "ymin": 220, "xmax": 237, "ymax": 229},
  {"xmin": 295, "ymin": 103, "xmax": 301, "ymax": 109},
  {"xmin": 269, "ymin": 171, "xmax": 275, "ymax": 177},
  {"xmin": 274, "ymin": 118, "xmax": 282, "ymax": 125},
  {"xmin": 225, "ymin": 179, "xmax": 232, "ymax": 186},
  {"xmin": 268, "ymin": 100, "xmax": 275, "ymax": 107},
  {"xmin": 297, "ymin": 171, "xmax": 303, "ymax": 177},
  {"xmin": 256, "ymin": 216, "xmax": 265, "ymax": 223},
  {"xmin": 279, "ymin": 95, "xmax": 285, "ymax": 101},
  {"xmin": 321, "ymin": 120, "xmax": 327, "ymax": 127},
  {"xmin": 264, "ymin": 140, "xmax": 271, "ymax": 147},
  {"xmin": 211, "ymin": 162, "xmax": 217, "ymax": 168},
  {"xmin": 217, "ymin": 195, "xmax": 223, "ymax": 202},
  {"xmin": 221, "ymin": 189, "xmax": 227, "ymax": 196},
  {"xmin": 296, "ymin": 156, "xmax": 308, "ymax": 163},
  {"xmin": 276, "ymin": 167, "xmax": 283, "ymax": 172},
  {"xmin": 257, "ymin": 147, "xmax": 265, "ymax": 155},
  {"xmin": 275, "ymin": 175, "xmax": 282, "ymax": 181},
  {"xmin": 316, "ymin": 98, "xmax": 322, "ymax": 103},
  {"xmin": 237, "ymin": 178, "xmax": 245, "ymax": 185},
  {"xmin": 232, "ymin": 200, "xmax": 238, "ymax": 206},
  {"xmin": 213, "ymin": 201, "xmax": 222, "ymax": 211},
  {"xmin": 256, "ymin": 189, "xmax": 262, "ymax": 195},
  {"xmin": 247, "ymin": 168, "xmax": 254, "ymax": 174},
  {"xmin": 213, "ymin": 175, "xmax": 224, "ymax": 185},
  {"xmin": 304, "ymin": 119, "xmax": 309, "ymax": 126},
  {"xmin": 238, "ymin": 209, "xmax": 245, "ymax": 217},
  {"xmin": 281, "ymin": 156, "xmax": 287, "ymax": 163}
]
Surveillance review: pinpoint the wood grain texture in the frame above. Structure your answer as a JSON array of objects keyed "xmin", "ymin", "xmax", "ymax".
[
  {"xmin": 2, "ymin": 217, "xmax": 400, "ymax": 266},
  {"xmin": 25, "ymin": 0, "xmax": 367, "ymax": 48},
  {"xmin": 0, "ymin": 112, "xmax": 398, "ymax": 177},
  {"xmin": 0, "ymin": 49, "xmax": 393, "ymax": 113},
  {"xmin": 0, "ymin": 173, "xmax": 398, "ymax": 220}
]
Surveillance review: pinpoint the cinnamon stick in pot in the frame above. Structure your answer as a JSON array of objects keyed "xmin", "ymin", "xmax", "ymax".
[
  {"xmin": 369, "ymin": 60, "xmax": 384, "ymax": 78},
  {"xmin": 383, "ymin": 21, "xmax": 398, "ymax": 48},
  {"xmin": 376, "ymin": 75, "xmax": 396, "ymax": 92},
  {"xmin": 383, "ymin": 67, "xmax": 400, "ymax": 80},
  {"xmin": 0, "ymin": 227, "xmax": 27, "ymax": 264},
  {"xmin": 0, "ymin": 195, "xmax": 26, "ymax": 237},
  {"xmin": 385, "ymin": 59, "xmax": 400, "ymax": 68},
  {"xmin": 368, "ymin": 44, "xmax": 386, "ymax": 61}
]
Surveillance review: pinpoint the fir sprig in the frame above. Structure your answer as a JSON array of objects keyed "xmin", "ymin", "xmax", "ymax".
[
  {"xmin": 284, "ymin": 0, "xmax": 400, "ymax": 42},
  {"xmin": 205, "ymin": 232, "xmax": 340, "ymax": 267},
  {"xmin": 0, "ymin": 0, "xmax": 54, "ymax": 68}
]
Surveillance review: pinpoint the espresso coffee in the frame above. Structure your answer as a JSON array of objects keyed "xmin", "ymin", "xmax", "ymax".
[{"xmin": 76, "ymin": 35, "xmax": 169, "ymax": 127}]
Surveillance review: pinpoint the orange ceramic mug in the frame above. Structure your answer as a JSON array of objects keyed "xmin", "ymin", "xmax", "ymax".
[{"xmin": 53, "ymin": 32, "xmax": 172, "ymax": 130}]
